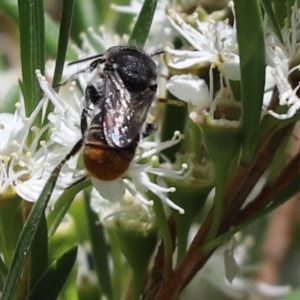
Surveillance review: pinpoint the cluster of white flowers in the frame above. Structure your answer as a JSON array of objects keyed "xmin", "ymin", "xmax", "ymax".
[
  {"xmin": 0, "ymin": 98, "xmax": 78, "ymax": 205},
  {"xmin": 1, "ymin": 1, "xmax": 298, "ymax": 298},
  {"xmin": 36, "ymin": 68, "xmax": 187, "ymax": 215},
  {"xmin": 164, "ymin": 0, "xmax": 300, "ymax": 120},
  {"xmin": 1, "ymin": 24, "xmax": 188, "ymax": 217},
  {"xmin": 165, "ymin": 1, "xmax": 240, "ymax": 125},
  {"xmin": 266, "ymin": 5, "xmax": 300, "ymax": 119}
]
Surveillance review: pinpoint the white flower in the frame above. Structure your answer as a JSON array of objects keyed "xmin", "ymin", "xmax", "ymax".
[
  {"xmin": 90, "ymin": 187, "xmax": 155, "ymax": 228},
  {"xmin": 266, "ymin": 4, "xmax": 300, "ymax": 119},
  {"xmin": 0, "ymin": 100, "xmax": 77, "ymax": 204},
  {"xmin": 164, "ymin": 2, "xmax": 242, "ymax": 125},
  {"xmin": 166, "ymin": 74, "xmax": 211, "ymax": 109},
  {"xmin": 165, "ymin": 2, "xmax": 240, "ymax": 81},
  {"xmin": 37, "ymin": 71, "xmax": 187, "ymax": 214}
]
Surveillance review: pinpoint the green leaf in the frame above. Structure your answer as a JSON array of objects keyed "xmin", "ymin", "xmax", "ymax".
[
  {"xmin": 1, "ymin": 168, "xmax": 61, "ymax": 300},
  {"xmin": 0, "ymin": 256, "xmax": 8, "ymax": 290},
  {"xmin": 160, "ymin": 99, "xmax": 187, "ymax": 161},
  {"xmin": 128, "ymin": 0, "xmax": 158, "ymax": 47},
  {"xmin": 26, "ymin": 246, "xmax": 78, "ymax": 300},
  {"xmin": 47, "ymin": 179, "xmax": 91, "ymax": 237},
  {"xmin": 233, "ymin": 0, "xmax": 266, "ymax": 165},
  {"xmin": 0, "ymin": 193, "xmax": 23, "ymax": 265},
  {"xmin": 29, "ymin": 214, "xmax": 48, "ymax": 291},
  {"xmin": 72, "ymin": 0, "xmax": 100, "ymax": 41},
  {"xmin": 273, "ymin": 0, "xmax": 287, "ymax": 28},
  {"xmin": 18, "ymin": 0, "xmax": 45, "ymax": 119},
  {"xmin": 84, "ymin": 191, "xmax": 112, "ymax": 300},
  {"xmin": 52, "ymin": 0, "xmax": 75, "ymax": 88},
  {"xmin": 260, "ymin": 0, "xmax": 283, "ymax": 43}
]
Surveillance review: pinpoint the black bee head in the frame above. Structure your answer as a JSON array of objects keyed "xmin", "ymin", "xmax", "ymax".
[{"xmin": 106, "ymin": 46, "xmax": 158, "ymax": 93}]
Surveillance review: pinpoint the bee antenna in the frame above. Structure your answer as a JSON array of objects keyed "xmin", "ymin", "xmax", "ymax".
[
  {"xmin": 68, "ymin": 54, "xmax": 105, "ymax": 66},
  {"xmin": 150, "ymin": 50, "xmax": 165, "ymax": 57}
]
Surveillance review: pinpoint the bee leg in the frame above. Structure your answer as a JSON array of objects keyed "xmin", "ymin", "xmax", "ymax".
[
  {"xmin": 55, "ymin": 66, "xmax": 92, "ymax": 87},
  {"xmin": 81, "ymin": 109, "xmax": 89, "ymax": 135},
  {"xmin": 142, "ymin": 123, "xmax": 157, "ymax": 138},
  {"xmin": 66, "ymin": 174, "xmax": 88, "ymax": 190},
  {"xmin": 57, "ymin": 139, "xmax": 83, "ymax": 169}
]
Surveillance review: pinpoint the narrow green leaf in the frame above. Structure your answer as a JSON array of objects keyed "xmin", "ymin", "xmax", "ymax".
[
  {"xmin": 0, "ymin": 194, "xmax": 23, "ymax": 265},
  {"xmin": 52, "ymin": 0, "xmax": 75, "ymax": 87},
  {"xmin": 47, "ymin": 179, "xmax": 91, "ymax": 237},
  {"xmin": 72, "ymin": 0, "xmax": 99, "ymax": 41},
  {"xmin": 233, "ymin": 0, "xmax": 266, "ymax": 165},
  {"xmin": 84, "ymin": 192, "xmax": 112, "ymax": 300},
  {"xmin": 273, "ymin": 0, "xmax": 287, "ymax": 28},
  {"xmin": 29, "ymin": 214, "xmax": 48, "ymax": 291},
  {"xmin": 287, "ymin": 0, "xmax": 294, "ymax": 28},
  {"xmin": 260, "ymin": 0, "xmax": 283, "ymax": 43},
  {"xmin": 160, "ymin": 101, "xmax": 187, "ymax": 162},
  {"xmin": 1, "ymin": 168, "xmax": 61, "ymax": 300},
  {"xmin": 0, "ymin": 256, "xmax": 8, "ymax": 289},
  {"xmin": 18, "ymin": 0, "xmax": 45, "ymax": 119},
  {"xmin": 26, "ymin": 246, "xmax": 78, "ymax": 300},
  {"xmin": 128, "ymin": 0, "xmax": 158, "ymax": 47},
  {"xmin": 45, "ymin": 13, "xmax": 77, "ymax": 60}
]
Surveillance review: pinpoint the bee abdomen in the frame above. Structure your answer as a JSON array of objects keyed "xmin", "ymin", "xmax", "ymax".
[{"xmin": 83, "ymin": 142, "xmax": 136, "ymax": 181}]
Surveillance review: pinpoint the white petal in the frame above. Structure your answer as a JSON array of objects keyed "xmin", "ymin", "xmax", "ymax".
[
  {"xmin": 166, "ymin": 48, "xmax": 216, "ymax": 69},
  {"xmin": 48, "ymin": 113, "xmax": 81, "ymax": 146},
  {"xmin": 222, "ymin": 55, "xmax": 241, "ymax": 81},
  {"xmin": 166, "ymin": 74, "xmax": 210, "ymax": 107},
  {"xmin": 15, "ymin": 177, "xmax": 60, "ymax": 205},
  {"xmin": 224, "ymin": 248, "xmax": 241, "ymax": 283},
  {"xmin": 91, "ymin": 177, "xmax": 125, "ymax": 202}
]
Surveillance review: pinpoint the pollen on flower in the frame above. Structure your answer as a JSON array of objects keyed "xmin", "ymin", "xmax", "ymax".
[
  {"xmin": 174, "ymin": 130, "xmax": 180, "ymax": 136},
  {"xmin": 43, "ymin": 162, "xmax": 49, "ymax": 168},
  {"xmin": 151, "ymin": 155, "xmax": 159, "ymax": 163},
  {"xmin": 31, "ymin": 126, "xmax": 39, "ymax": 133},
  {"xmin": 10, "ymin": 140, "xmax": 18, "ymax": 147},
  {"xmin": 18, "ymin": 161, "xmax": 26, "ymax": 167},
  {"xmin": 190, "ymin": 111, "xmax": 198, "ymax": 122},
  {"xmin": 169, "ymin": 187, "xmax": 176, "ymax": 193}
]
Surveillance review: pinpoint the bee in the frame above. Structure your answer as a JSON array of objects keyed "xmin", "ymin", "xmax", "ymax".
[{"xmin": 61, "ymin": 46, "xmax": 162, "ymax": 181}]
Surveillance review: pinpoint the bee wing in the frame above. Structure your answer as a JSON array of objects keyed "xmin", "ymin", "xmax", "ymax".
[{"xmin": 103, "ymin": 70, "xmax": 155, "ymax": 148}]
